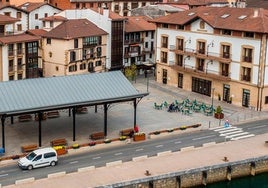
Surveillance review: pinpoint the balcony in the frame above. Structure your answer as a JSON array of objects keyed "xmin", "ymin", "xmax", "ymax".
[
  {"xmin": 8, "ymin": 51, "xmax": 14, "ymax": 56},
  {"xmin": 172, "ymin": 48, "xmax": 232, "ymax": 63},
  {"xmin": 8, "ymin": 66, "xmax": 14, "ymax": 72},
  {"xmin": 125, "ymin": 38, "xmax": 143, "ymax": 44},
  {"xmin": 243, "ymin": 56, "xmax": 252, "ymax": 63},
  {"xmin": 142, "ymin": 48, "xmax": 154, "ymax": 54},
  {"xmin": 170, "ymin": 64, "xmax": 231, "ymax": 81}
]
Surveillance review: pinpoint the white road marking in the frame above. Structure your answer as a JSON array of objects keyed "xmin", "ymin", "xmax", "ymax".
[
  {"xmin": 220, "ymin": 130, "xmax": 243, "ymax": 136},
  {"xmin": 192, "ymin": 135, "xmax": 216, "ymax": 141},
  {"xmin": 0, "ymin": 173, "xmax": 8, "ymax": 178},
  {"xmin": 70, "ymin": 161, "xmax": 78, "ymax": 164},
  {"xmin": 136, "ymin": 148, "xmax": 143, "ymax": 152},
  {"xmin": 231, "ymin": 134, "xmax": 255, "ymax": 141},
  {"xmin": 247, "ymin": 125, "xmax": 268, "ymax": 130},
  {"xmin": 114, "ymin": 152, "xmax": 122, "ymax": 156},
  {"xmin": 92, "ymin": 156, "xmax": 101, "ymax": 160},
  {"xmin": 226, "ymin": 132, "xmax": 249, "ymax": 138},
  {"xmin": 174, "ymin": 141, "xmax": 182, "ymax": 144},
  {"xmin": 155, "ymin": 144, "xmax": 163, "ymax": 148}
]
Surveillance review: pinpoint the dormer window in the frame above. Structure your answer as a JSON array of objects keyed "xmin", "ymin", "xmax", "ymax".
[
  {"xmin": 162, "ymin": 24, "xmax": 168, "ymax": 28},
  {"xmin": 222, "ymin": 29, "xmax": 231, "ymax": 35},
  {"xmin": 199, "ymin": 21, "xmax": 205, "ymax": 29}
]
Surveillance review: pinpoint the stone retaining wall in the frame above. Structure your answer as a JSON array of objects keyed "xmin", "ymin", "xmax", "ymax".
[{"xmin": 103, "ymin": 155, "xmax": 268, "ymax": 188}]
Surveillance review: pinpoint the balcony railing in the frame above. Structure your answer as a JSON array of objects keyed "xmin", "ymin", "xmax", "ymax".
[
  {"xmin": 243, "ymin": 56, "xmax": 252, "ymax": 63},
  {"xmin": 8, "ymin": 51, "xmax": 14, "ymax": 56},
  {"xmin": 241, "ymin": 74, "xmax": 251, "ymax": 82},
  {"xmin": 125, "ymin": 38, "xmax": 143, "ymax": 44},
  {"xmin": 8, "ymin": 66, "xmax": 14, "ymax": 72},
  {"xmin": 170, "ymin": 63, "xmax": 231, "ymax": 81}
]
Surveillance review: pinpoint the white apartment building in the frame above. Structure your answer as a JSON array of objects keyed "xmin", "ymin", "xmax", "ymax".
[{"xmin": 152, "ymin": 6, "xmax": 268, "ymax": 111}]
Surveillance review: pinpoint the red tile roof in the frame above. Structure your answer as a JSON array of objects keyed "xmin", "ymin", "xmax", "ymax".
[
  {"xmin": 0, "ymin": 14, "xmax": 20, "ymax": 24},
  {"xmin": 125, "ymin": 16, "xmax": 156, "ymax": 32},
  {"xmin": 40, "ymin": 15, "xmax": 67, "ymax": 21},
  {"xmin": 0, "ymin": 33, "xmax": 40, "ymax": 44},
  {"xmin": 152, "ymin": 6, "xmax": 268, "ymax": 33},
  {"xmin": 17, "ymin": 2, "xmax": 61, "ymax": 12},
  {"xmin": 90, "ymin": 7, "xmax": 124, "ymax": 20},
  {"xmin": 167, "ymin": 0, "xmax": 228, "ymax": 6},
  {"xmin": 26, "ymin": 29, "xmax": 48, "ymax": 37},
  {"xmin": 43, "ymin": 19, "xmax": 108, "ymax": 39}
]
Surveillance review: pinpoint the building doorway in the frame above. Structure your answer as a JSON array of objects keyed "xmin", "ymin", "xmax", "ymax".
[
  {"xmin": 162, "ymin": 69, "xmax": 167, "ymax": 84},
  {"xmin": 192, "ymin": 77, "xmax": 211, "ymax": 96}
]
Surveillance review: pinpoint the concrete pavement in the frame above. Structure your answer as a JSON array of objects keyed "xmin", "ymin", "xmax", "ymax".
[{"xmin": 1, "ymin": 75, "xmax": 268, "ymax": 187}]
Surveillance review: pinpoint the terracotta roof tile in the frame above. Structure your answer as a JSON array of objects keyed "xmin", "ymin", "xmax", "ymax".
[
  {"xmin": 17, "ymin": 2, "xmax": 61, "ymax": 12},
  {"xmin": 26, "ymin": 29, "xmax": 48, "ymax": 37},
  {"xmin": 0, "ymin": 33, "xmax": 40, "ymax": 44},
  {"xmin": 0, "ymin": 14, "xmax": 20, "ymax": 24},
  {"xmin": 43, "ymin": 19, "xmax": 108, "ymax": 39},
  {"xmin": 125, "ymin": 16, "xmax": 156, "ymax": 32},
  {"xmin": 168, "ymin": 0, "xmax": 228, "ymax": 5},
  {"xmin": 246, "ymin": 0, "xmax": 268, "ymax": 9},
  {"xmin": 152, "ymin": 6, "xmax": 268, "ymax": 33},
  {"xmin": 40, "ymin": 15, "xmax": 67, "ymax": 21}
]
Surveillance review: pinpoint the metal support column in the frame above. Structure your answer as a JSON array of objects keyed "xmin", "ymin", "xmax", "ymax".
[
  {"xmin": 104, "ymin": 103, "xmax": 107, "ymax": 136},
  {"xmin": 72, "ymin": 107, "xmax": 76, "ymax": 141},
  {"xmin": 38, "ymin": 112, "xmax": 42, "ymax": 147},
  {"xmin": 1, "ymin": 115, "xmax": 6, "ymax": 150},
  {"xmin": 134, "ymin": 99, "xmax": 137, "ymax": 127}
]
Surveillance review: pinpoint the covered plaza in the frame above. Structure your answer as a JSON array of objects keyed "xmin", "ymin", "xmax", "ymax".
[{"xmin": 0, "ymin": 71, "xmax": 148, "ymax": 153}]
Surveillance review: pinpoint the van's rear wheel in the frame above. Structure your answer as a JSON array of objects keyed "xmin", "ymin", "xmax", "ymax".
[
  {"xmin": 27, "ymin": 165, "xmax": 33, "ymax": 170},
  {"xmin": 50, "ymin": 161, "xmax": 56, "ymax": 166}
]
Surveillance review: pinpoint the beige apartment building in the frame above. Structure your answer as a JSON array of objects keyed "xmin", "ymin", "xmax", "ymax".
[
  {"xmin": 42, "ymin": 18, "xmax": 108, "ymax": 77},
  {"xmin": 152, "ymin": 6, "xmax": 268, "ymax": 111}
]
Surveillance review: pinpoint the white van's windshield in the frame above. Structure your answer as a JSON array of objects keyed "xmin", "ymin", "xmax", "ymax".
[{"xmin": 26, "ymin": 152, "xmax": 37, "ymax": 160}]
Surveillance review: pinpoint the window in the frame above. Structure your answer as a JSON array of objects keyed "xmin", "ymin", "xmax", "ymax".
[
  {"xmin": 9, "ymin": 59, "xmax": 14, "ymax": 72},
  {"xmin": 17, "ymin": 24, "xmax": 22, "ymax": 31},
  {"xmin": 33, "ymin": 155, "xmax": 42, "ymax": 161},
  {"xmin": 95, "ymin": 60, "xmax": 102, "ymax": 66},
  {"xmin": 265, "ymin": 96, "xmax": 268, "ymax": 104},
  {"xmin": 161, "ymin": 51, "xmax": 167, "ymax": 63},
  {"xmin": 55, "ymin": 66, "xmax": 59, "ymax": 71},
  {"xmin": 50, "ymin": 21, "xmax": 53, "ymax": 27},
  {"xmin": 161, "ymin": 36, "xmax": 168, "ymax": 48},
  {"xmin": 199, "ymin": 21, "xmax": 205, "ymax": 29},
  {"xmin": 4, "ymin": 12, "xmax": 10, "ymax": 16},
  {"xmin": 74, "ymin": 39, "xmax": 78, "ymax": 48},
  {"xmin": 151, "ymin": 31, "xmax": 154, "ymax": 39},
  {"xmin": 17, "ymin": 12, "xmax": 22, "ymax": 18},
  {"xmin": 145, "ymin": 31, "xmax": 148, "ymax": 37},
  {"xmin": 44, "ymin": 13, "xmax": 48, "ymax": 17},
  {"xmin": 83, "ymin": 36, "xmax": 101, "ymax": 46},
  {"xmin": 177, "ymin": 25, "xmax": 184, "ymax": 30},
  {"xmin": 17, "ymin": 43, "xmax": 22, "ymax": 55},
  {"xmin": 176, "ymin": 54, "xmax": 183, "ymax": 66},
  {"xmin": 162, "ymin": 24, "xmax": 168, "ymax": 28},
  {"xmin": 241, "ymin": 67, "xmax": 251, "ymax": 82},
  {"xmin": 176, "ymin": 38, "xmax": 184, "ymax": 51},
  {"xmin": 196, "ymin": 58, "xmax": 205, "ymax": 71},
  {"xmin": 243, "ymin": 48, "xmax": 253, "ymax": 62},
  {"xmin": 244, "ymin": 32, "xmax": 254, "ymax": 38},
  {"xmin": 221, "ymin": 63, "xmax": 229, "ymax": 76},
  {"xmin": 47, "ymin": 38, "xmax": 51, "ymax": 44},
  {"xmin": 18, "ymin": 58, "xmax": 22, "ymax": 70},
  {"xmin": 197, "ymin": 41, "xmax": 205, "ymax": 54},
  {"xmin": 131, "ymin": 2, "xmax": 138, "ymax": 9},
  {"xmin": 70, "ymin": 51, "xmax": 76, "ymax": 62},
  {"xmin": 35, "ymin": 14, "xmax": 38, "ymax": 20},
  {"xmin": 18, "ymin": 74, "xmax": 23, "ymax": 80},
  {"xmin": 9, "ymin": 75, "xmax": 14, "ymax": 81},
  {"xmin": 96, "ymin": 47, "xmax": 102, "ymax": 57},
  {"xmin": 80, "ymin": 63, "xmax": 86, "ymax": 70},
  {"xmin": 222, "ymin": 29, "xmax": 231, "ymax": 35},
  {"xmin": 69, "ymin": 64, "xmax": 77, "ymax": 72},
  {"xmin": 145, "ymin": 42, "xmax": 148, "ymax": 48},
  {"xmin": 44, "ymin": 152, "xmax": 56, "ymax": 158},
  {"xmin": 222, "ymin": 45, "xmax": 230, "ymax": 58},
  {"xmin": 8, "ymin": 44, "xmax": 14, "ymax": 56}
]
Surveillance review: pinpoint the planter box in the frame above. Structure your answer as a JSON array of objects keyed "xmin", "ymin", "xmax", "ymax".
[
  {"xmin": 133, "ymin": 134, "xmax": 146, "ymax": 141},
  {"xmin": 56, "ymin": 148, "xmax": 67, "ymax": 156},
  {"xmin": 214, "ymin": 113, "xmax": 224, "ymax": 119}
]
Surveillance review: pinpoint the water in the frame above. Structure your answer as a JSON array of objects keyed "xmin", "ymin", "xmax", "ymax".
[{"xmin": 194, "ymin": 172, "xmax": 268, "ymax": 188}]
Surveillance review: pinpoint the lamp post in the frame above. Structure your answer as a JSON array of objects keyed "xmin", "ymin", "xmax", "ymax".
[
  {"xmin": 146, "ymin": 70, "xmax": 149, "ymax": 92},
  {"xmin": 211, "ymin": 88, "xmax": 215, "ymax": 109}
]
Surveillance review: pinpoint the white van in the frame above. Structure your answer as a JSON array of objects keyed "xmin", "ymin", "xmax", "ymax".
[{"xmin": 18, "ymin": 147, "xmax": 58, "ymax": 170}]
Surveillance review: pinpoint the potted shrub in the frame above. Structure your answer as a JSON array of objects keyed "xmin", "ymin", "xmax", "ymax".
[
  {"xmin": 119, "ymin": 136, "xmax": 127, "ymax": 141},
  {"xmin": 180, "ymin": 126, "xmax": 187, "ymax": 130},
  {"xmin": 214, "ymin": 106, "xmax": 224, "ymax": 119}
]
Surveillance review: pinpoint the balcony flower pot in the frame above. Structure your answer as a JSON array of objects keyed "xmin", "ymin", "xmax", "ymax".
[
  {"xmin": 133, "ymin": 133, "xmax": 146, "ymax": 141},
  {"xmin": 104, "ymin": 139, "xmax": 111, "ymax": 144}
]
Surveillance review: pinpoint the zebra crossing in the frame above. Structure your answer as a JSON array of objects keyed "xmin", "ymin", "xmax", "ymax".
[{"xmin": 211, "ymin": 126, "xmax": 255, "ymax": 141}]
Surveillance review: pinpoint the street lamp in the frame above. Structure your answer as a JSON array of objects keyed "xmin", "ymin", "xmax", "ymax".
[{"xmin": 211, "ymin": 88, "xmax": 215, "ymax": 109}]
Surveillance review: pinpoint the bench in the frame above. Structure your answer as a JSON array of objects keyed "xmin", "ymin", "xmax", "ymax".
[
  {"xmin": 18, "ymin": 114, "xmax": 32, "ymax": 122},
  {"xmin": 90, "ymin": 132, "xmax": 105, "ymax": 140},
  {"xmin": 120, "ymin": 128, "xmax": 134, "ymax": 136},
  {"xmin": 76, "ymin": 107, "xmax": 88, "ymax": 114},
  {"xmin": 21, "ymin": 144, "xmax": 38, "ymax": 153},
  {"xmin": 51, "ymin": 138, "xmax": 67, "ymax": 147},
  {"xmin": 47, "ymin": 111, "xmax": 60, "ymax": 118}
]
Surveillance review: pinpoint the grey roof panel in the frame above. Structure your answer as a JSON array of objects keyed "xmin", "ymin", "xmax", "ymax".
[{"xmin": 0, "ymin": 71, "xmax": 146, "ymax": 115}]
